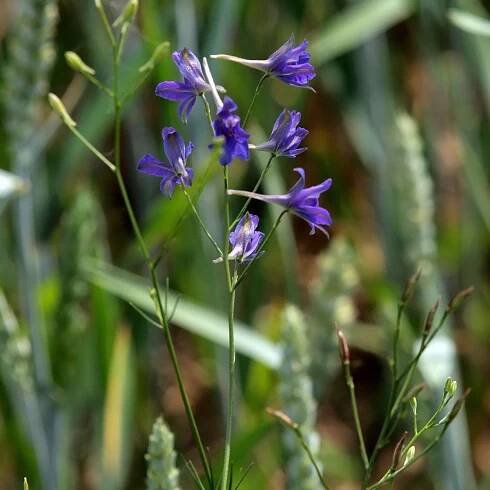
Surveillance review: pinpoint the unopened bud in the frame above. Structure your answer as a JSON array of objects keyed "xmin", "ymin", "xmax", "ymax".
[
  {"xmin": 410, "ymin": 397, "xmax": 417, "ymax": 416},
  {"xmin": 336, "ymin": 326, "xmax": 350, "ymax": 364},
  {"xmin": 448, "ymin": 388, "xmax": 471, "ymax": 423},
  {"xmin": 400, "ymin": 267, "xmax": 422, "ymax": 306},
  {"xmin": 266, "ymin": 407, "xmax": 298, "ymax": 430},
  {"xmin": 403, "ymin": 446, "xmax": 416, "ymax": 466},
  {"xmin": 447, "ymin": 286, "xmax": 474, "ymax": 312},
  {"xmin": 48, "ymin": 93, "xmax": 76, "ymax": 127},
  {"xmin": 139, "ymin": 41, "xmax": 170, "ymax": 73},
  {"xmin": 65, "ymin": 51, "xmax": 96, "ymax": 76},
  {"xmin": 24, "ymin": 478, "xmax": 29, "ymax": 490},
  {"xmin": 114, "ymin": 0, "xmax": 138, "ymax": 27},
  {"xmin": 423, "ymin": 298, "xmax": 440, "ymax": 339},
  {"xmin": 444, "ymin": 377, "xmax": 458, "ymax": 398}
]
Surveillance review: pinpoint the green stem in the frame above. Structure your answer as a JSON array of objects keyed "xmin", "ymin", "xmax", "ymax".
[
  {"xmin": 181, "ymin": 186, "xmax": 223, "ymax": 256},
  {"xmin": 201, "ymin": 94, "xmax": 214, "ymax": 129},
  {"xmin": 68, "ymin": 126, "xmax": 116, "ymax": 172},
  {"xmin": 233, "ymin": 210, "xmax": 287, "ymax": 290},
  {"xmin": 111, "ymin": 36, "xmax": 213, "ymax": 488},
  {"xmin": 343, "ymin": 360, "xmax": 369, "ymax": 471},
  {"xmin": 293, "ymin": 427, "xmax": 331, "ymax": 490},
  {"xmin": 392, "ymin": 304, "xmax": 404, "ymax": 381},
  {"xmin": 85, "ymin": 73, "xmax": 114, "ymax": 97},
  {"xmin": 229, "ymin": 154, "xmax": 274, "ymax": 230},
  {"xmin": 221, "ymin": 166, "xmax": 235, "ymax": 490},
  {"xmin": 242, "ymin": 73, "xmax": 268, "ymax": 127},
  {"xmin": 94, "ymin": 0, "xmax": 116, "ymax": 47}
]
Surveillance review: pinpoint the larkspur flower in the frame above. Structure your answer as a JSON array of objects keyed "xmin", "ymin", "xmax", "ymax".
[
  {"xmin": 211, "ymin": 35, "xmax": 315, "ymax": 89},
  {"xmin": 137, "ymin": 127, "xmax": 193, "ymax": 197},
  {"xmin": 214, "ymin": 212, "xmax": 264, "ymax": 263},
  {"xmin": 252, "ymin": 109, "xmax": 308, "ymax": 157},
  {"xmin": 213, "ymin": 96, "xmax": 250, "ymax": 166},
  {"xmin": 228, "ymin": 168, "xmax": 332, "ymax": 235},
  {"xmin": 156, "ymin": 48, "xmax": 212, "ymax": 122}
]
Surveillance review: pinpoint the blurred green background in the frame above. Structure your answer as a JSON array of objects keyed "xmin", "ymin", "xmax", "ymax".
[{"xmin": 0, "ymin": 0, "xmax": 489, "ymax": 488}]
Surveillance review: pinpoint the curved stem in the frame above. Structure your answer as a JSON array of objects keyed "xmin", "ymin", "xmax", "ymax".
[
  {"xmin": 181, "ymin": 185, "xmax": 223, "ymax": 256},
  {"xmin": 243, "ymin": 73, "xmax": 268, "ymax": 127},
  {"xmin": 229, "ymin": 153, "xmax": 275, "ymax": 230}
]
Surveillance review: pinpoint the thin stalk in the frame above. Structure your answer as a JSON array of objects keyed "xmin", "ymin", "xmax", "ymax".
[
  {"xmin": 94, "ymin": 0, "xmax": 116, "ymax": 47},
  {"xmin": 229, "ymin": 153, "xmax": 274, "ymax": 230},
  {"xmin": 221, "ymin": 166, "xmax": 235, "ymax": 490},
  {"xmin": 343, "ymin": 360, "xmax": 369, "ymax": 471},
  {"xmin": 293, "ymin": 426, "xmax": 331, "ymax": 490},
  {"xmin": 110, "ymin": 36, "xmax": 213, "ymax": 488},
  {"xmin": 85, "ymin": 73, "xmax": 114, "ymax": 96},
  {"xmin": 243, "ymin": 73, "xmax": 268, "ymax": 127},
  {"xmin": 68, "ymin": 126, "xmax": 116, "ymax": 172},
  {"xmin": 233, "ymin": 210, "xmax": 287, "ymax": 290},
  {"xmin": 392, "ymin": 304, "xmax": 404, "ymax": 381},
  {"xmin": 181, "ymin": 185, "xmax": 223, "ymax": 256},
  {"xmin": 201, "ymin": 94, "xmax": 214, "ymax": 129}
]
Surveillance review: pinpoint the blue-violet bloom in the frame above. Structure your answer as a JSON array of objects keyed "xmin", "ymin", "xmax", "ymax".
[
  {"xmin": 211, "ymin": 35, "xmax": 315, "ymax": 90},
  {"xmin": 213, "ymin": 96, "xmax": 250, "ymax": 166},
  {"xmin": 214, "ymin": 212, "xmax": 264, "ymax": 263},
  {"xmin": 156, "ymin": 48, "xmax": 212, "ymax": 122},
  {"xmin": 228, "ymin": 168, "xmax": 332, "ymax": 235},
  {"xmin": 137, "ymin": 127, "xmax": 194, "ymax": 197},
  {"xmin": 253, "ymin": 109, "xmax": 308, "ymax": 157}
]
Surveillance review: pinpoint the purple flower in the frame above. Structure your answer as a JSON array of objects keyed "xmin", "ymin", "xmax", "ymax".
[
  {"xmin": 213, "ymin": 96, "xmax": 250, "ymax": 166},
  {"xmin": 253, "ymin": 109, "xmax": 308, "ymax": 157},
  {"xmin": 211, "ymin": 35, "xmax": 315, "ymax": 90},
  {"xmin": 214, "ymin": 212, "xmax": 264, "ymax": 263},
  {"xmin": 137, "ymin": 127, "xmax": 194, "ymax": 197},
  {"xmin": 156, "ymin": 48, "xmax": 211, "ymax": 122},
  {"xmin": 228, "ymin": 168, "xmax": 332, "ymax": 236}
]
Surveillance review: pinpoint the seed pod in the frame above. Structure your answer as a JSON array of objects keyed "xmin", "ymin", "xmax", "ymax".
[
  {"xmin": 48, "ymin": 93, "xmax": 76, "ymax": 127},
  {"xmin": 447, "ymin": 388, "xmax": 471, "ymax": 423},
  {"xmin": 392, "ymin": 431, "xmax": 408, "ymax": 469},
  {"xmin": 400, "ymin": 267, "xmax": 423, "ymax": 306},
  {"xmin": 266, "ymin": 407, "xmax": 299, "ymax": 430},
  {"xmin": 403, "ymin": 383, "xmax": 426, "ymax": 402},
  {"xmin": 423, "ymin": 297, "xmax": 440, "ymax": 339},
  {"xmin": 403, "ymin": 446, "xmax": 416, "ymax": 466},
  {"xmin": 447, "ymin": 287, "xmax": 474, "ymax": 312}
]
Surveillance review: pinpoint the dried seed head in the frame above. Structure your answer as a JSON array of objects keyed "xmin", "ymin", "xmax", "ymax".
[
  {"xmin": 447, "ymin": 286, "xmax": 474, "ymax": 312},
  {"xmin": 448, "ymin": 388, "xmax": 471, "ymax": 423},
  {"xmin": 400, "ymin": 267, "xmax": 423, "ymax": 306},
  {"xmin": 335, "ymin": 326, "xmax": 350, "ymax": 364},
  {"xmin": 423, "ymin": 297, "xmax": 440, "ymax": 338},
  {"xmin": 266, "ymin": 407, "xmax": 298, "ymax": 430}
]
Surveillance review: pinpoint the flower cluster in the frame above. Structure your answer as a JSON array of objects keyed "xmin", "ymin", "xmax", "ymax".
[{"xmin": 138, "ymin": 36, "xmax": 332, "ymax": 262}]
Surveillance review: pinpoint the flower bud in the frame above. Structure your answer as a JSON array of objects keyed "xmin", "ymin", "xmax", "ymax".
[
  {"xmin": 444, "ymin": 377, "xmax": 458, "ymax": 398},
  {"xmin": 410, "ymin": 396, "xmax": 417, "ymax": 416},
  {"xmin": 65, "ymin": 51, "xmax": 96, "ymax": 76},
  {"xmin": 392, "ymin": 431, "xmax": 408, "ymax": 469},
  {"xmin": 400, "ymin": 267, "xmax": 422, "ymax": 306},
  {"xmin": 336, "ymin": 326, "xmax": 350, "ymax": 364},
  {"xmin": 114, "ymin": 0, "xmax": 138, "ymax": 27},
  {"xmin": 447, "ymin": 286, "xmax": 474, "ymax": 312},
  {"xmin": 48, "ymin": 93, "xmax": 76, "ymax": 127},
  {"xmin": 139, "ymin": 41, "xmax": 170, "ymax": 73},
  {"xmin": 403, "ymin": 446, "xmax": 416, "ymax": 466},
  {"xmin": 24, "ymin": 478, "xmax": 29, "ymax": 490},
  {"xmin": 266, "ymin": 407, "xmax": 298, "ymax": 430}
]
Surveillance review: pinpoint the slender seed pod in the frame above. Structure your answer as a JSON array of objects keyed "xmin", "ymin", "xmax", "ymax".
[
  {"xmin": 145, "ymin": 417, "xmax": 181, "ymax": 490},
  {"xmin": 279, "ymin": 305, "xmax": 322, "ymax": 490}
]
